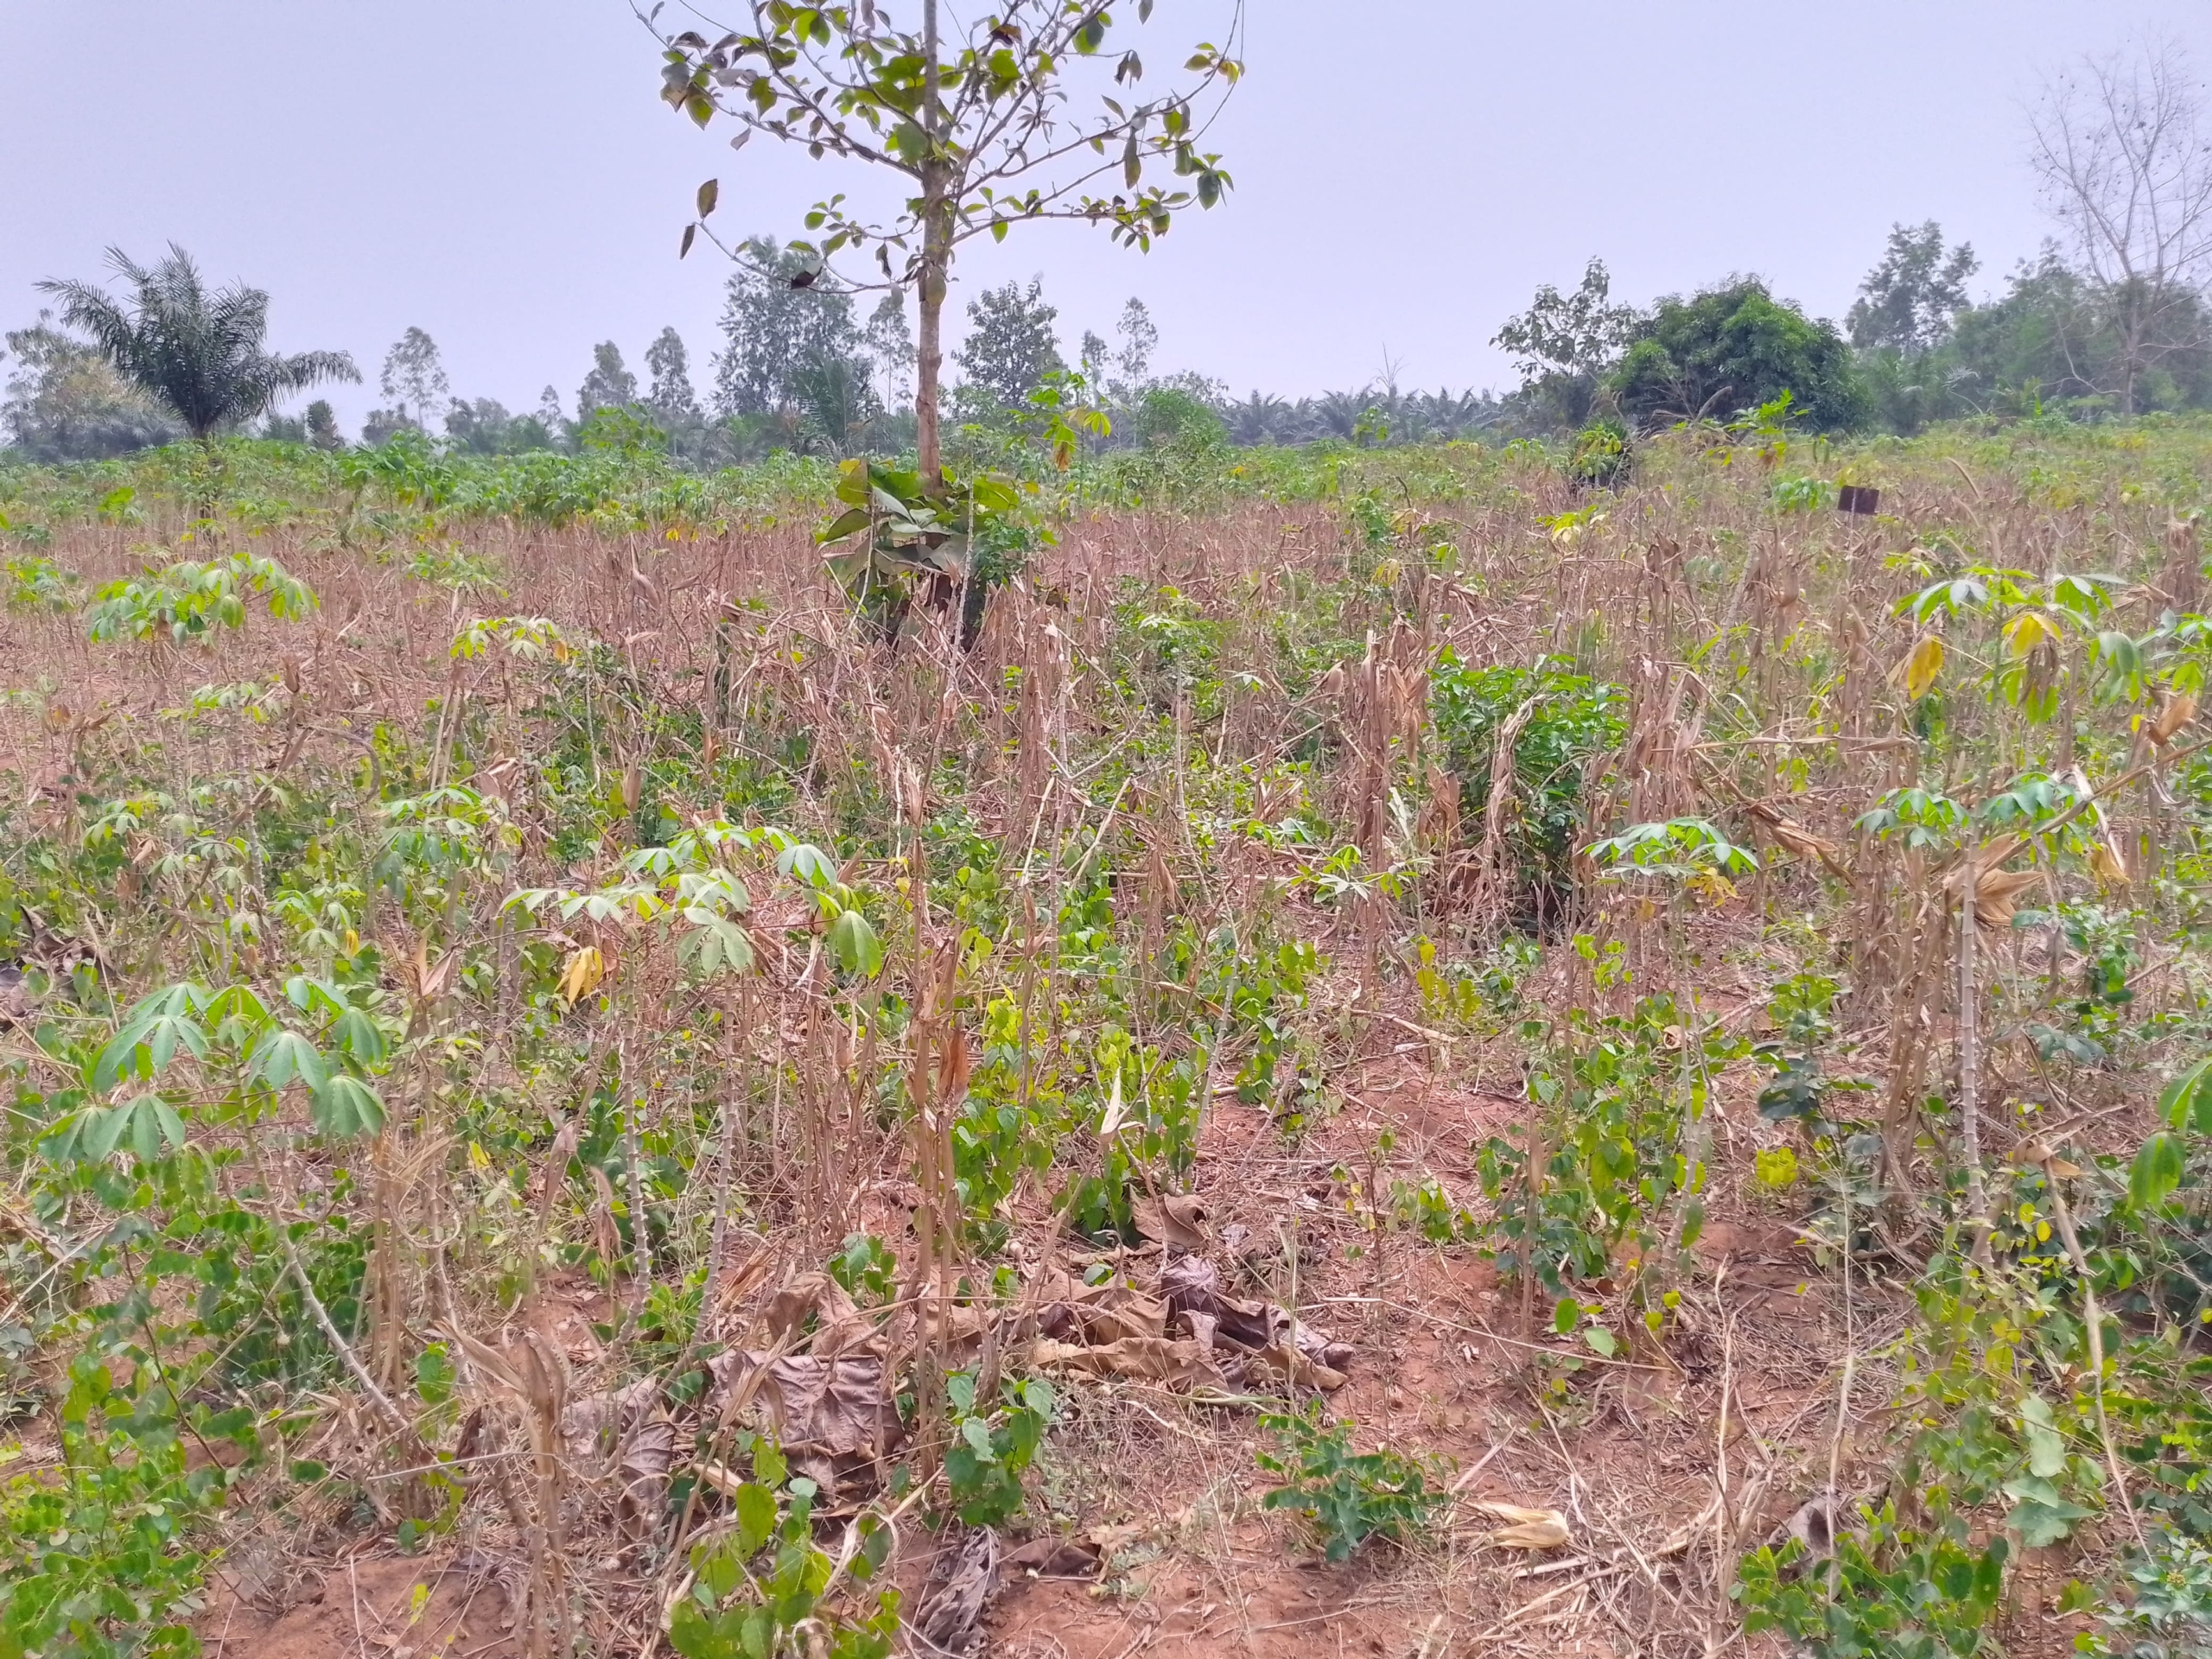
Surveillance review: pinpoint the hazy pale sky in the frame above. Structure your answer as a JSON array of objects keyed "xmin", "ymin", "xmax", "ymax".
[{"xmin": 4, "ymin": 2, "xmax": 2207, "ymax": 431}]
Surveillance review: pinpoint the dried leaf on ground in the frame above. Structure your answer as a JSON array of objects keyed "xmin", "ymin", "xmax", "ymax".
[
  {"xmin": 1029, "ymin": 1336, "xmax": 1226, "ymax": 1389},
  {"xmin": 1033, "ymin": 1268, "xmax": 1167, "ymax": 1345},
  {"xmin": 914, "ymin": 1525, "xmax": 1000, "ymax": 1656},
  {"xmin": 706, "ymin": 1351, "xmax": 901, "ymax": 1499},
  {"xmin": 1160, "ymin": 1255, "xmax": 1355, "ymax": 1376},
  {"xmin": 1130, "ymin": 1193, "xmax": 1211, "ymax": 1253},
  {"xmin": 1002, "ymin": 1535, "xmax": 1104, "ymax": 1578}
]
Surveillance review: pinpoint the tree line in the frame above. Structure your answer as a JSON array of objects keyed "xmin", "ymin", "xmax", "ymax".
[{"xmin": 7, "ymin": 37, "xmax": 2211, "ymax": 467}]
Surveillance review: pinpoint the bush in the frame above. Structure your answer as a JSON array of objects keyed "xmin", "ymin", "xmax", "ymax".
[
  {"xmin": 1255, "ymin": 1402, "xmax": 1445, "ymax": 1562},
  {"xmin": 1430, "ymin": 653, "xmax": 1624, "ymax": 925},
  {"xmin": 1734, "ymin": 1503, "xmax": 2007, "ymax": 1659},
  {"xmin": 0, "ymin": 1352, "xmax": 238, "ymax": 1659}
]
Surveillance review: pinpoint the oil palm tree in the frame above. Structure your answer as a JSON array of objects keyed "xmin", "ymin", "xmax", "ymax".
[{"xmin": 39, "ymin": 245, "xmax": 359, "ymax": 442}]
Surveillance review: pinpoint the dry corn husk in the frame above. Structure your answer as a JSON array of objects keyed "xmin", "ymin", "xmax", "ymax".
[{"xmin": 1464, "ymin": 1500, "xmax": 1573, "ymax": 1551}]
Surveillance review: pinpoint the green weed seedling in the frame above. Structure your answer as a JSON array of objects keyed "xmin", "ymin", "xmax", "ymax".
[
  {"xmin": 669, "ymin": 1435, "xmax": 899, "ymax": 1659},
  {"xmin": 1255, "ymin": 1401, "xmax": 1446, "ymax": 1562},
  {"xmin": 1734, "ymin": 1503, "xmax": 2007, "ymax": 1659},
  {"xmin": 943, "ymin": 1371, "xmax": 1055, "ymax": 1528}
]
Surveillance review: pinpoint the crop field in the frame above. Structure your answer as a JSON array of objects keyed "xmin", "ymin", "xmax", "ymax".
[{"xmin": 4, "ymin": 412, "xmax": 2212, "ymax": 1659}]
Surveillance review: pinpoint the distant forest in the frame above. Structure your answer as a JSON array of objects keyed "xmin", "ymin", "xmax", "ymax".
[{"xmin": 11, "ymin": 39, "xmax": 2212, "ymax": 469}]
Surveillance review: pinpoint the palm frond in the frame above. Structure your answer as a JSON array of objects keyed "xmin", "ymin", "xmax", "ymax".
[{"xmin": 34, "ymin": 245, "xmax": 354, "ymax": 439}]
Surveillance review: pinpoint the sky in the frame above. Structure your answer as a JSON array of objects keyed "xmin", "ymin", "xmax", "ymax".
[{"xmin": 3, "ymin": 1, "xmax": 2207, "ymax": 434}]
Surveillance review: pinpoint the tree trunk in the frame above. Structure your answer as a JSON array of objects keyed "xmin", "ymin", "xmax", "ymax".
[
  {"xmin": 915, "ymin": 193, "xmax": 950, "ymax": 482},
  {"xmin": 914, "ymin": 0, "xmax": 949, "ymax": 484}
]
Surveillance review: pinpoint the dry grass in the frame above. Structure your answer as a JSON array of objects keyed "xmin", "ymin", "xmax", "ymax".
[{"xmin": 1, "ymin": 423, "xmax": 2208, "ymax": 1657}]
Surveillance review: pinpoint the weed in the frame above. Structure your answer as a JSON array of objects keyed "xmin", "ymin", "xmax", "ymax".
[
  {"xmin": 1735, "ymin": 1503, "xmax": 2008, "ymax": 1659},
  {"xmin": 1255, "ymin": 1402, "xmax": 1446, "ymax": 1562},
  {"xmin": 943, "ymin": 1372, "xmax": 1055, "ymax": 1528}
]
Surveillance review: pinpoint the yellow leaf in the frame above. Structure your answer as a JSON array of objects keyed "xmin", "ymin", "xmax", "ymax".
[
  {"xmin": 2003, "ymin": 611, "xmax": 2054, "ymax": 658},
  {"xmin": 2088, "ymin": 839, "xmax": 2130, "ymax": 887},
  {"xmin": 561, "ymin": 945, "xmax": 607, "ymax": 1005},
  {"xmin": 1687, "ymin": 868, "xmax": 1737, "ymax": 905},
  {"xmin": 1904, "ymin": 634, "xmax": 1945, "ymax": 700}
]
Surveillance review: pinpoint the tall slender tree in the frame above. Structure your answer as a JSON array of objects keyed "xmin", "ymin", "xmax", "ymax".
[
  {"xmin": 378, "ymin": 327, "xmax": 450, "ymax": 429},
  {"xmin": 644, "ymin": 326, "xmax": 702, "ymax": 422},
  {"xmin": 652, "ymin": 1, "xmax": 1242, "ymax": 480},
  {"xmin": 39, "ymin": 245, "xmax": 358, "ymax": 442},
  {"xmin": 576, "ymin": 342, "xmax": 639, "ymax": 418}
]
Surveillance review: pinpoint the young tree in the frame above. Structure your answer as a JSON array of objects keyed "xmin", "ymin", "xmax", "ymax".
[
  {"xmin": 304, "ymin": 399, "xmax": 343, "ymax": 451},
  {"xmin": 645, "ymin": 326, "xmax": 702, "ymax": 423},
  {"xmin": 1113, "ymin": 296, "xmax": 1159, "ymax": 385},
  {"xmin": 1492, "ymin": 257, "xmax": 1638, "ymax": 430},
  {"xmin": 862, "ymin": 291, "xmax": 916, "ymax": 411},
  {"xmin": 2029, "ymin": 38, "xmax": 2212, "ymax": 412},
  {"xmin": 38, "ymin": 245, "xmax": 358, "ymax": 442},
  {"xmin": 1847, "ymin": 222, "xmax": 1978, "ymax": 353},
  {"xmin": 955, "ymin": 276, "xmax": 1062, "ymax": 407},
  {"xmin": 652, "ymin": 1, "xmax": 1242, "ymax": 479},
  {"xmin": 577, "ymin": 342, "xmax": 639, "ymax": 418},
  {"xmin": 1494, "ymin": 258, "xmax": 1637, "ymax": 382},
  {"xmin": 378, "ymin": 327, "xmax": 450, "ymax": 429},
  {"xmin": 535, "ymin": 385, "xmax": 567, "ymax": 429},
  {"xmin": 712, "ymin": 238, "xmax": 867, "ymax": 415}
]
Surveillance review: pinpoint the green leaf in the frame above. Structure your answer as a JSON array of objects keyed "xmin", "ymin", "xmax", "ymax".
[
  {"xmin": 312, "ymin": 1073, "xmax": 387, "ymax": 1138},
  {"xmin": 1584, "ymin": 1327, "xmax": 1618, "ymax": 1357},
  {"xmin": 2162, "ymin": 1056, "xmax": 2212, "ymax": 1132},
  {"xmin": 2130, "ymin": 1131, "xmax": 2185, "ymax": 1211},
  {"xmin": 416, "ymin": 1344, "xmax": 454, "ymax": 1406},
  {"xmin": 734, "ymin": 1481, "xmax": 778, "ymax": 1555},
  {"xmin": 251, "ymin": 1027, "xmax": 330, "ymax": 1092},
  {"xmin": 333, "ymin": 1007, "xmax": 389, "ymax": 1065},
  {"xmin": 2002, "ymin": 1476, "xmax": 2094, "ymax": 1546},
  {"xmin": 827, "ymin": 909, "xmax": 883, "ymax": 977},
  {"xmin": 82, "ymin": 1103, "xmax": 129, "ymax": 1161},
  {"xmin": 776, "ymin": 843, "xmax": 838, "ymax": 887},
  {"xmin": 1553, "ymin": 1297, "xmax": 1577, "ymax": 1336},
  {"xmin": 2024, "ymin": 1421, "xmax": 2067, "ymax": 1479}
]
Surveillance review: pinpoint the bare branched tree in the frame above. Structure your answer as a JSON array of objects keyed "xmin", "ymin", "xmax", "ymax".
[{"xmin": 2028, "ymin": 37, "xmax": 2212, "ymax": 412}]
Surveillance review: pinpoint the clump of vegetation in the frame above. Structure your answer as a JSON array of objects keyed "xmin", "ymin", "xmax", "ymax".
[{"xmin": 1255, "ymin": 1403, "xmax": 1446, "ymax": 1562}]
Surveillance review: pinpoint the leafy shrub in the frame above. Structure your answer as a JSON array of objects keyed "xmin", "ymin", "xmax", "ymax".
[
  {"xmin": 86, "ymin": 550, "xmax": 315, "ymax": 644},
  {"xmin": 943, "ymin": 1372, "xmax": 1055, "ymax": 1528},
  {"xmin": 1430, "ymin": 652, "xmax": 1624, "ymax": 924},
  {"xmin": 1568, "ymin": 417, "xmax": 1629, "ymax": 486},
  {"xmin": 0, "ymin": 1352, "xmax": 241, "ymax": 1659},
  {"xmin": 669, "ymin": 1435, "xmax": 899, "ymax": 1659},
  {"xmin": 1479, "ymin": 991, "xmax": 1744, "ymax": 1295},
  {"xmin": 1255, "ymin": 1402, "xmax": 1445, "ymax": 1562},
  {"xmin": 1734, "ymin": 1503, "xmax": 2007, "ymax": 1659},
  {"xmin": 4, "ymin": 551, "xmax": 77, "ymax": 613},
  {"xmin": 2090, "ymin": 1530, "xmax": 2212, "ymax": 1658},
  {"xmin": 828, "ymin": 1232, "xmax": 898, "ymax": 1304}
]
